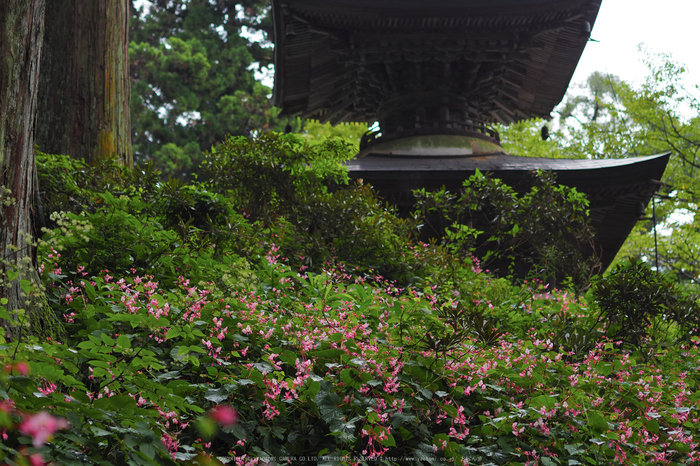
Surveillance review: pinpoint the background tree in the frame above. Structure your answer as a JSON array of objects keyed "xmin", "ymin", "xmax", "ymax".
[
  {"xmin": 37, "ymin": 0, "xmax": 132, "ymax": 167},
  {"xmin": 0, "ymin": 0, "xmax": 63, "ymax": 339},
  {"xmin": 129, "ymin": 0, "xmax": 281, "ymax": 179},
  {"xmin": 498, "ymin": 72, "xmax": 628, "ymax": 160},
  {"xmin": 300, "ymin": 119, "xmax": 368, "ymax": 149},
  {"xmin": 498, "ymin": 118, "xmax": 564, "ymax": 159},
  {"xmin": 503, "ymin": 53, "xmax": 700, "ymax": 285}
]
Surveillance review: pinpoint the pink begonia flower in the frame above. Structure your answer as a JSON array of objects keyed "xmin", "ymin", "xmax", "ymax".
[
  {"xmin": 0, "ymin": 399, "xmax": 13, "ymax": 413},
  {"xmin": 28, "ymin": 453, "xmax": 44, "ymax": 466},
  {"xmin": 14, "ymin": 361, "xmax": 30, "ymax": 376},
  {"xmin": 19, "ymin": 411, "xmax": 69, "ymax": 447},
  {"xmin": 209, "ymin": 405, "xmax": 238, "ymax": 427}
]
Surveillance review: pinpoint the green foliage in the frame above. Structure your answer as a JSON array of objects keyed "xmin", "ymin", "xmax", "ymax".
[
  {"xmin": 548, "ymin": 54, "xmax": 700, "ymax": 284},
  {"xmin": 203, "ymin": 132, "xmax": 354, "ymax": 221},
  {"xmin": 36, "ymin": 151, "xmax": 127, "ymax": 218},
  {"xmin": 415, "ymin": 170, "xmax": 601, "ymax": 289},
  {"xmin": 4, "ymin": 241, "xmax": 700, "ymax": 464},
  {"xmin": 129, "ymin": 0, "xmax": 280, "ymax": 180},
  {"xmin": 498, "ymin": 118, "xmax": 566, "ymax": 159},
  {"xmin": 37, "ymin": 152, "xmax": 255, "ymax": 292},
  {"xmin": 203, "ymin": 132, "xmax": 432, "ymax": 284},
  {"xmin": 6, "ymin": 142, "xmax": 700, "ymax": 464},
  {"xmin": 592, "ymin": 258, "xmax": 700, "ymax": 351},
  {"xmin": 298, "ymin": 184, "xmax": 425, "ymax": 281},
  {"xmin": 300, "ymin": 120, "xmax": 369, "ymax": 150}
]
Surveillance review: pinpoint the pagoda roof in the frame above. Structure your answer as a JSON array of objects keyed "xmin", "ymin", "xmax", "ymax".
[
  {"xmin": 347, "ymin": 152, "xmax": 670, "ymax": 270},
  {"xmin": 272, "ymin": 0, "xmax": 602, "ymax": 124}
]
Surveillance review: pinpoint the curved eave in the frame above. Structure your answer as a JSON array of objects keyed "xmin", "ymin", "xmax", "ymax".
[
  {"xmin": 283, "ymin": 0, "xmax": 594, "ymax": 15},
  {"xmin": 346, "ymin": 152, "xmax": 670, "ymax": 271},
  {"xmin": 346, "ymin": 152, "xmax": 669, "ymax": 175}
]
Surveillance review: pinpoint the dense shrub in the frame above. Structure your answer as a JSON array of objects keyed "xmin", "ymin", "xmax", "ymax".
[
  {"xmin": 36, "ymin": 151, "xmax": 127, "ymax": 224},
  {"xmin": 414, "ymin": 170, "xmax": 602, "ymax": 290},
  {"xmin": 592, "ymin": 258, "xmax": 700, "ymax": 351},
  {"xmin": 202, "ymin": 133, "xmax": 429, "ymax": 286},
  {"xmin": 4, "ymin": 243, "xmax": 700, "ymax": 465},
  {"xmin": 202, "ymin": 132, "xmax": 354, "ymax": 223},
  {"xmin": 2, "ymin": 136, "xmax": 698, "ymax": 465}
]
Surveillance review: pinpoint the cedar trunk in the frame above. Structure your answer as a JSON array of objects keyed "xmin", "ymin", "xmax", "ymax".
[
  {"xmin": 0, "ymin": 0, "xmax": 64, "ymax": 340},
  {"xmin": 37, "ymin": 0, "xmax": 132, "ymax": 167}
]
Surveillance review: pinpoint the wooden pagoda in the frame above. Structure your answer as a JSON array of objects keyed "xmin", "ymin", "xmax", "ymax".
[{"xmin": 271, "ymin": 0, "xmax": 669, "ymax": 271}]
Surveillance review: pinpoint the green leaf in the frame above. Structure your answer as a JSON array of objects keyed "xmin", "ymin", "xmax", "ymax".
[
  {"xmin": 19, "ymin": 279, "xmax": 33, "ymax": 295},
  {"xmin": 190, "ymin": 345, "xmax": 207, "ymax": 354},
  {"xmin": 378, "ymin": 430, "xmax": 396, "ymax": 447},
  {"xmin": 596, "ymin": 362, "xmax": 613, "ymax": 376},
  {"xmin": 141, "ymin": 442, "xmax": 156, "ymax": 459},
  {"xmin": 673, "ymin": 442, "xmax": 690, "ymax": 453},
  {"xmin": 645, "ymin": 419, "xmax": 659, "ymax": 434},
  {"xmin": 309, "ymin": 348, "xmax": 346, "ymax": 359},
  {"xmin": 85, "ymin": 282, "xmax": 97, "ymax": 301},
  {"xmin": 205, "ymin": 388, "xmax": 228, "ymax": 404},
  {"xmin": 94, "ymin": 395, "xmax": 137, "ymax": 413},
  {"xmin": 530, "ymin": 394, "xmax": 557, "ymax": 409},
  {"xmin": 101, "ymin": 333, "xmax": 115, "ymax": 346},
  {"xmin": 491, "ymin": 435, "xmax": 511, "ymax": 455},
  {"xmin": 196, "ymin": 417, "xmax": 217, "ymax": 440},
  {"xmin": 391, "ymin": 412, "xmax": 416, "ymax": 427},
  {"xmin": 317, "ymin": 391, "xmax": 343, "ymax": 421},
  {"xmin": 90, "ymin": 426, "xmax": 112, "ymax": 437},
  {"xmin": 587, "ymin": 410, "xmax": 608, "ymax": 433},
  {"xmin": 340, "ymin": 368, "xmax": 361, "ymax": 388},
  {"xmin": 564, "ymin": 444, "xmax": 586, "ymax": 455},
  {"xmin": 116, "ymin": 334, "xmax": 131, "ymax": 349},
  {"xmin": 278, "ymin": 350, "xmax": 297, "ymax": 365},
  {"xmin": 89, "ymin": 360, "xmax": 111, "ymax": 368}
]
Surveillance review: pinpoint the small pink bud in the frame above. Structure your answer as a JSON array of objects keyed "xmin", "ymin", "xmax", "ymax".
[
  {"xmin": 15, "ymin": 361, "xmax": 30, "ymax": 376},
  {"xmin": 28, "ymin": 453, "xmax": 45, "ymax": 466}
]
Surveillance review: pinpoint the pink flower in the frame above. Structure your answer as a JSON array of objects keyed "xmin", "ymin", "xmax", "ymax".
[
  {"xmin": 28, "ymin": 453, "xmax": 45, "ymax": 466},
  {"xmin": 0, "ymin": 399, "xmax": 14, "ymax": 413},
  {"xmin": 209, "ymin": 405, "xmax": 238, "ymax": 427},
  {"xmin": 15, "ymin": 361, "xmax": 30, "ymax": 376},
  {"xmin": 19, "ymin": 411, "xmax": 69, "ymax": 447}
]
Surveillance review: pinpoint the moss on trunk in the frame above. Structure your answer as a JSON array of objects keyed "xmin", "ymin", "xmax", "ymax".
[
  {"xmin": 36, "ymin": 0, "xmax": 132, "ymax": 167},
  {"xmin": 0, "ymin": 0, "xmax": 65, "ymax": 342}
]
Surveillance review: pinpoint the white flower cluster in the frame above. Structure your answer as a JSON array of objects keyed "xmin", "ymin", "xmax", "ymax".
[
  {"xmin": 43, "ymin": 211, "xmax": 94, "ymax": 248},
  {"xmin": 0, "ymin": 185, "xmax": 15, "ymax": 207}
]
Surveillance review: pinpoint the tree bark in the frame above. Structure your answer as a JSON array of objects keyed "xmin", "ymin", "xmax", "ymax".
[
  {"xmin": 0, "ymin": 0, "xmax": 64, "ymax": 340},
  {"xmin": 37, "ymin": 0, "xmax": 132, "ymax": 167}
]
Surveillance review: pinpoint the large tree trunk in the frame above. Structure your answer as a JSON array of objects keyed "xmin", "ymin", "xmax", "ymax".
[
  {"xmin": 36, "ymin": 0, "xmax": 132, "ymax": 167},
  {"xmin": 0, "ymin": 0, "xmax": 64, "ymax": 341}
]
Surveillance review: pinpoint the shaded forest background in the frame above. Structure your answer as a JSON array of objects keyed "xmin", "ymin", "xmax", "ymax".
[{"xmin": 128, "ymin": 0, "xmax": 367, "ymax": 180}]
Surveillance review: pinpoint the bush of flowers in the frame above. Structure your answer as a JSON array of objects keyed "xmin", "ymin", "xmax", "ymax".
[{"xmin": 1, "ymin": 136, "xmax": 699, "ymax": 465}]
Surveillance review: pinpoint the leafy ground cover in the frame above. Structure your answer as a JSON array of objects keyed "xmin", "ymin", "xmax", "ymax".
[{"xmin": 2, "ymin": 135, "xmax": 700, "ymax": 465}]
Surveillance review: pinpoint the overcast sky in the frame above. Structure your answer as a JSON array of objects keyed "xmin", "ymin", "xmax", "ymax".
[{"xmin": 571, "ymin": 0, "xmax": 700, "ymax": 90}]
